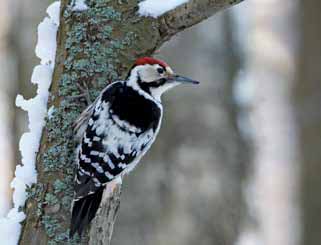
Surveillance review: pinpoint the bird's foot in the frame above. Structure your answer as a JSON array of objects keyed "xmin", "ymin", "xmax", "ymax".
[{"xmin": 103, "ymin": 177, "xmax": 122, "ymax": 201}]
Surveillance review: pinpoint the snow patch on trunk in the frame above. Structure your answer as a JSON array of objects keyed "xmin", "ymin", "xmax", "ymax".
[
  {"xmin": 0, "ymin": 2, "xmax": 60, "ymax": 244},
  {"xmin": 138, "ymin": 0, "xmax": 189, "ymax": 18},
  {"xmin": 72, "ymin": 0, "xmax": 89, "ymax": 11}
]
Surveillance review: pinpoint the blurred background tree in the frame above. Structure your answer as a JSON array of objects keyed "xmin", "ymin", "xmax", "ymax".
[
  {"xmin": 296, "ymin": 0, "xmax": 321, "ymax": 244},
  {"xmin": 0, "ymin": 0, "xmax": 52, "ymax": 217}
]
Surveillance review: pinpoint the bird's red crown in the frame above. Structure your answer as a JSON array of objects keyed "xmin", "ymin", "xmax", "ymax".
[{"xmin": 135, "ymin": 57, "xmax": 168, "ymax": 68}]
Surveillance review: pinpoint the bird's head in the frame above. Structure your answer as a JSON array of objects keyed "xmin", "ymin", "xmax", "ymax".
[{"xmin": 126, "ymin": 57, "xmax": 199, "ymax": 100}]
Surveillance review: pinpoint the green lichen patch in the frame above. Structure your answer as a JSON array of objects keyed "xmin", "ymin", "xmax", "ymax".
[
  {"xmin": 53, "ymin": 179, "xmax": 67, "ymax": 193},
  {"xmin": 42, "ymin": 215, "xmax": 60, "ymax": 238},
  {"xmin": 26, "ymin": 183, "xmax": 45, "ymax": 217},
  {"xmin": 45, "ymin": 193, "xmax": 59, "ymax": 206},
  {"xmin": 26, "ymin": 183, "xmax": 44, "ymax": 200}
]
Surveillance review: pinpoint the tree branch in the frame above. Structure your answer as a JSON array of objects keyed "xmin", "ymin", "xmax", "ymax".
[
  {"xmin": 19, "ymin": 0, "xmax": 244, "ymax": 244},
  {"xmin": 89, "ymin": 186, "xmax": 121, "ymax": 245},
  {"xmin": 158, "ymin": 0, "xmax": 244, "ymax": 39}
]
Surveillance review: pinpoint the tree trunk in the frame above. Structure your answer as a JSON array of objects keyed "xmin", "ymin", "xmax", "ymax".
[
  {"xmin": 296, "ymin": 0, "xmax": 321, "ymax": 244},
  {"xmin": 19, "ymin": 0, "xmax": 244, "ymax": 244},
  {"xmin": 0, "ymin": 0, "xmax": 16, "ymax": 216},
  {"xmin": 235, "ymin": 1, "xmax": 300, "ymax": 245}
]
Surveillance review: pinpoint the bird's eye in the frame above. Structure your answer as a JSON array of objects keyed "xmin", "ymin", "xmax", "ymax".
[{"xmin": 157, "ymin": 67, "xmax": 165, "ymax": 74}]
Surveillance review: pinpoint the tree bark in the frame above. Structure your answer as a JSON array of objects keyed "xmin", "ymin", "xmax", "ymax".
[
  {"xmin": 235, "ymin": 1, "xmax": 300, "ymax": 245},
  {"xmin": 296, "ymin": 0, "xmax": 321, "ymax": 244},
  {"xmin": 19, "ymin": 0, "xmax": 244, "ymax": 244}
]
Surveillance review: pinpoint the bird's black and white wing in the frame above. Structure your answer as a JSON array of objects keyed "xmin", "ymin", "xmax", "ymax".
[
  {"xmin": 70, "ymin": 81, "xmax": 162, "ymax": 236},
  {"xmin": 73, "ymin": 98, "xmax": 97, "ymax": 142}
]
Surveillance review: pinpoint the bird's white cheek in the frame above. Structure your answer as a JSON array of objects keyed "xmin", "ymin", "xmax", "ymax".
[
  {"xmin": 150, "ymin": 82, "xmax": 179, "ymax": 100},
  {"xmin": 139, "ymin": 69, "xmax": 158, "ymax": 82}
]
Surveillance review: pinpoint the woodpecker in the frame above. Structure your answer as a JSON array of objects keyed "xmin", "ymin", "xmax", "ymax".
[{"xmin": 70, "ymin": 57, "xmax": 199, "ymax": 237}]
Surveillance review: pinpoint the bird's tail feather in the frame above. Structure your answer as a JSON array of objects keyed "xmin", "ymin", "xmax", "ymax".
[{"xmin": 70, "ymin": 187, "xmax": 104, "ymax": 238}]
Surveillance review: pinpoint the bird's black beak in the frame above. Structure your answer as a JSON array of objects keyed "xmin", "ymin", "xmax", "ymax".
[{"xmin": 167, "ymin": 75, "xmax": 200, "ymax": 85}]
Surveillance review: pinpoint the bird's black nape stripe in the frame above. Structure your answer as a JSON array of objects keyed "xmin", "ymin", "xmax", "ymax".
[
  {"xmin": 70, "ymin": 187, "xmax": 104, "ymax": 238},
  {"xmin": 126, "ymin": 64, "xmax": 136, "ymax": 80}
]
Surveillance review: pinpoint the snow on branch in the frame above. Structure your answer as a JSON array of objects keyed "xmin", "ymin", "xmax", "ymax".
[
  {"xmin": 165, "ymin": 0, "xmax": 243, "ymax": 35},
  {"xmin": 139, "ymin": 0, "xmax": 244, "ymax": 40},
  {"xmin": 138, "ymin": 0, "xmax": 189, "ymax": 17},
  {"xmin": 0, "ymin": 2, "xmax": 60, "ymax": 244}
]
